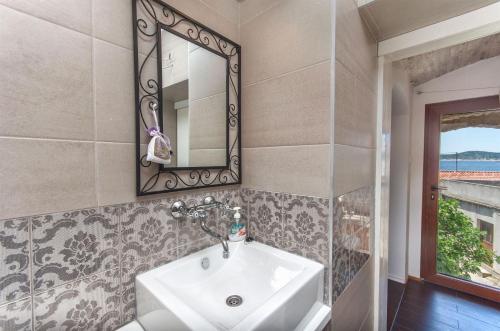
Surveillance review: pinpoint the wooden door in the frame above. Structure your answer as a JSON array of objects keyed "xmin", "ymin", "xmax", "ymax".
[{"xmin": 421, "ymin": 95, "xmax": 500, "ymax": 303}]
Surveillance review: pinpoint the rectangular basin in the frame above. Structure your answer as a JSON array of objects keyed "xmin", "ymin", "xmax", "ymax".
[{"xmin": 135, "ymin": 241, "xmax": 330, "ymax": 331}]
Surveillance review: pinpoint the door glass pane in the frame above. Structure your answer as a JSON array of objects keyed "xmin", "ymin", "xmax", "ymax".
[{"xmin": 438, "ymin": 109, "xmax": 500, "ymax": 289}]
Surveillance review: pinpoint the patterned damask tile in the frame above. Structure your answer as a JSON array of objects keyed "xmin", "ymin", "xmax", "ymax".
[
  {"xmin": 120, "ymin": 249, "xmax": 176, "ymax": 324},
  {"xmin": 177, "ymin": 216, "xmax": 211, "ymax": 247},
  {"xmin": 344, "ymin": 187, "xmax": 372, "ymax": 225},
  {"xmin": 176, "ymin": 192, "xmax": 218, "ymax": 246},
  {"xmin": 331, "ymin": 197, "xmax": 348, "ymax": 251},
  {"xmin": 350, "ymin": 249, "xmax": 370, "ymax": 280},
  {"xmin": 240, "ymin": 188, "xmax": 253, "ymax": 239},
  {"xmin": 350, "ymin": 226, "xmax": 371, "ymax": 279},
  {"xmin": 0, "ymin": 218, "xmax": 31, "ymax": 304},
  {"xmin": 31, "ymin": 208, "xmax": 119, "ymax": 293},
  {"xmin": 0, "ymin": 297, "xmax": 32, "ymax": 331},
  {"xmin": 121, "ymin": 199, "xmax": 177, "ymax": 260},
  {"xmin": 353, "ymin": 222, "xmax": 371, "ymax": 253},
  {"xmin": 248, "ymin": 190, "xmax": 283, "ymax": 246},
  {"xmin": 323, "ymin": 268, "xmax": 330, "ymax": 304},
  {"xmin": 251, "ymin": 233, "xmax": 281, "ymax": 249},
  {"xmin": 217, "ymin": 189, "xmax": 243, "ymax": 235},
  {"xmin": 240, "ymin": 188, "xmax": 252, "ymax": 205},
  {"xmin": 281, "ymin": 240, "xmax": 328, "ymax": 266},
  {"xmin": 282, "ymin": 195, "xmax": 329, "ymax": 253},
  {"xmin": 332, "ymin": 186, "xmax": 373, "ymax": 251},
  {"xmin": 331, "ymin": 242, "xmax": 350, "ymax": 304},
  {"xmin": 34, "ymin": 268, "xmax": 121, "ymax": 331},
  {"xmin": 177, "ymin": 237, "xmax": 217, "ymax": 259}
]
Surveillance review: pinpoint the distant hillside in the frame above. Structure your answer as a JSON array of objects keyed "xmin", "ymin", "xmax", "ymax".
[{"xmin": 440, "ymin": 151, "xmax": 500, "ymax": 160}]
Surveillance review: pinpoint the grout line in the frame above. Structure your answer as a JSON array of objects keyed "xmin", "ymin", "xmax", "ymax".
[
  {"xmin": 242, "ymin": 143, "xmax": 331, "ymax": 150},
  {"xmin": 91, "ymin": 0, "xmax": 100, "ymax": 213},
  {"xmin": 0, "ymin": 185, "xmax": 335, "ymax": 223},
  {"xmin": 0, "ymin": 136, "xmax": 92, "ymax": 143},
  {"xmin": 334, "ymin": 142, "xmax": 377, "ymax": 150},
  {"xmin": 0, "ymin": 136, "xmax": 136, "ymax": 145},
  {"xmin": 198, "ymin": 0, "xmax": 240, "ymax": 27},
  {"xmin": 190, "ymin": 90, "xmax": 227, "ymax": 103},
  {"xmin": 0, "ymin": 4, "xmax": 91, "ymax": 37},
  {"xmin": 31, "ymin": 266, "xmax": 121, "ymax": 298},
  {"xmin": 92, "ymin": 35, "xmax": 133, "ymax": 52},
  {"xmin": 242, "ymin": 59, "xmax": 331, "ymax": 88},
  {"xmin": 29, "ymin": 217, "xmax": 35, "ymax": 331},
  {"xmin": 239, "ymin": 0, "xmax": 284, "ymax": 26},
  {"xmin": 240, "ymin": 185, "xmax": 330, "ymax": 201},
  {"xmin": 0, "ymin": 295, "xmax": 31, "ymax": 309},
  {"xmin": 0, "ymin": 4, "xmax": 133, "ymax": 52},
  {"xmin": 116, "ymin": 204, "xmax": 125, "ymax": 325},
  {"xmin": 237, "ymin": 0, "xmax": 241, "ymax": 43}
]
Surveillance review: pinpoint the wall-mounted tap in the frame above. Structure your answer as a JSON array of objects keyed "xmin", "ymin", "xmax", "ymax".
[{"xmin": 171, "ymin": 196, "xmax": 236, "ymax": 258}]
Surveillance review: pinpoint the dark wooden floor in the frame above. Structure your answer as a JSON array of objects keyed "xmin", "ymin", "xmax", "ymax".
[
  {"xmin": 388, "ymin": 280, "xmax": 406, "ymax": 330},
  {"xmin": 391, "ymin": 279, "xmax": 500, "ymax": 331}
]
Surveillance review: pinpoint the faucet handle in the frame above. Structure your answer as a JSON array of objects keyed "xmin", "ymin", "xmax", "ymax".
[
  {"xmin": 171, "ymin": 200, "xmax": 187, "ymax": 219},
  {"xmin": 201, "ymin": 195, "xmax": 216, "ymax": 206}
]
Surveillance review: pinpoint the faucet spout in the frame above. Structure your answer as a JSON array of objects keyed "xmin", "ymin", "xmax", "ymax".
[{"xmin": 200, "ymin": 217, "xmax": 229, "ymax": 258}]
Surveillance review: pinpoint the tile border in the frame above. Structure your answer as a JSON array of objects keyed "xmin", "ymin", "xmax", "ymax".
[{"xmin": 0, "ymin": 185, "xmax": 375, "ymax": 327}]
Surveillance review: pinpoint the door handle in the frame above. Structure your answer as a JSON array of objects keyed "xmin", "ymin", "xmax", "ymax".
[{"xmin": 431, "ymin": 185, "xmax": 447, "ymax": 191}]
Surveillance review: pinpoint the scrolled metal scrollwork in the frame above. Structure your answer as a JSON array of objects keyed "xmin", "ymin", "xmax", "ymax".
[{"xmin": 133, "ymin": 0, "xmax": 241, "ymax": 195}]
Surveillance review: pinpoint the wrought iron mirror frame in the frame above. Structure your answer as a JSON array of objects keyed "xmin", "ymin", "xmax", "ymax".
[{"xmin": 132, "ymin": 0, "xmax": 241, "ymax": 195}]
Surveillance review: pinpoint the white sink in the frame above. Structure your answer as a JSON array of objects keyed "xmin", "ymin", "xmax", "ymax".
[{"xmin": 135, "ymin": 241, "xmax": 331, "ymax": 331}]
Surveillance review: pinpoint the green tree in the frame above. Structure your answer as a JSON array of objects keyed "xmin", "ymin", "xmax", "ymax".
[{"xmin": 437, "ymin": 198, "xmax": 499, "ymax": 280}]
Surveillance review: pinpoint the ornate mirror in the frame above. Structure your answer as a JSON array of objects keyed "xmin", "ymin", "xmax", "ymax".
[{"xmin": 133, "ymin": 0, "xmax": 241, "ymax": 195}]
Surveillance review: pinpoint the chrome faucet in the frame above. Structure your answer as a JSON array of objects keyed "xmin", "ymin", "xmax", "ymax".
[{"xmin": 171, "ymin": 196, "xmax": 236, "ymax": 259}]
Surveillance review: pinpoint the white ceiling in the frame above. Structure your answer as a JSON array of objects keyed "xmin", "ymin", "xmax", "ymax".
[{"xmin": 359, "ymin": 0, "xmax": 500, "ymax": 41}]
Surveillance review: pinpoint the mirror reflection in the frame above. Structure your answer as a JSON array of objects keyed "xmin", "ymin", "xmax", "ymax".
[{"xmin": 160, "ymin": 29, "xmax": 228, "ymax": 168}]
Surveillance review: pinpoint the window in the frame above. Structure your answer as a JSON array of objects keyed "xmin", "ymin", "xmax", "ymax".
[{"xmin": 478, "ymin": 220, "xmax": 494, "ymax": 246}]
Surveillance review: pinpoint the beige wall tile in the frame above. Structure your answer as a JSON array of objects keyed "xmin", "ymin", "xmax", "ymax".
[
  {"xmin": 163, "ymin": 0, "xmax": 239, "ymax": 43},
  {"xmin": 96, "ymin": 142, "xmax": 136, "ymax": 206},
  {"xmin": 334, "ymin": 61, "xmax": 376, "ymax": 148},
  {"xmin": 354, "ymin": 75, "xmax": 377, "ymax": 146},
  {"xmin": 189, "ymin": 47, "xmax": 227, "ymax": 101},
  {"xmin": 0, "ymin": 6, "xmax": 93, "ymax": 140},
  {"xmin": 189, "ymin": 149, "xmax": 226, "ymax": 167},
  {"xmin": 241, "ymin": 0, "xmax": 331, "ymax": 85},
  {"xmin": 0, "ymin": 138, "xmax": 96, "ymax": 220},
  {"xmin": 336, "ymin": 0, "xmax": 377, "ymax": 92},
  {"xmin": 332, "ymin": 257, "xmax": 373, "ymax": 331},
  {"xmin": 93, "ymin": 0, "xmax": 133, "ymax": 49},
  {"xmin": 242, "ymin": 145, "xmax": 330, "ymax": 198},
  {"xmin": 243, "ymin": 61, "xmax": 330, "ymax": 148},
  {"xmin": 0, "ymin": 0, "xmax": 92, "ymax": 34},
  {"xmin": 200, "ymin": 0, "xmax": 239, "ymax": 25},
  {"xmin": 240, "ymin": 0, "xmax": 283, "ymax": 25},
  {"xmin": 360, "ymin": 308, "xmax": 374, "ymax": 331},
  {"xmin": 334, "ymin": 144, "xmax": 374, "ymax": 197},
  {"xmin": 189, "ymin": 93, "xmax": 226, "ymax": 150},
  {"xmin": 94, "ymin": 39, "xmax": 135, "ymax": 143}
]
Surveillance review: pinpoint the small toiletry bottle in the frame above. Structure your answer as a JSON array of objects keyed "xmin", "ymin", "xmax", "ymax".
[{"xmin": 228, "ymin": 207, "xmax": 246, "ymax": 242}]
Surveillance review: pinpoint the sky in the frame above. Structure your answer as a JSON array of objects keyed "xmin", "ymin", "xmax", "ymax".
[{"xmin": 440, "ymin": 127, "xmax": 500, "ymax": 154}]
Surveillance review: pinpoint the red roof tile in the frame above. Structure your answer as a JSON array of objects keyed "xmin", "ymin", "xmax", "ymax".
[{"xmin": 440, "ymin": 171, "xmax": 500, "ymax": 180}]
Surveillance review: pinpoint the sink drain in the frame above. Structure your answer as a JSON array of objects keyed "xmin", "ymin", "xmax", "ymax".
[{"xmin": 226, "ymin": 295, "xmax": 243, "ymax": 307}]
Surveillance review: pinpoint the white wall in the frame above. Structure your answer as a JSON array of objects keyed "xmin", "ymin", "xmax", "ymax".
[
  {"xmin": 388, "ymin": 66, "xmax": 412, "ymax": 283},
  {"xmin": 408, "ymin": 55, "xmax": 500, "ymax": 277}
]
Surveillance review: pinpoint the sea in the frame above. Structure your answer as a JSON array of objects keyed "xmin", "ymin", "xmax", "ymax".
[{"xmin": 440, "ymin": 160, "xmax": 500, "ymax": 171}]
